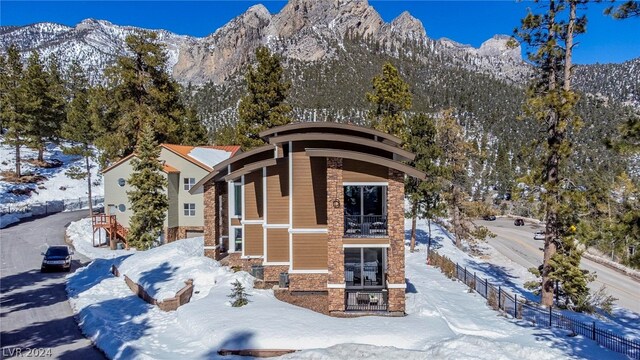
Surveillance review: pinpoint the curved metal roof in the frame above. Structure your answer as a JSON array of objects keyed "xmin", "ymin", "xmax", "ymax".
[{"xmin": 258, "ymin": 122, "xmax": 402, "ymax": 146}]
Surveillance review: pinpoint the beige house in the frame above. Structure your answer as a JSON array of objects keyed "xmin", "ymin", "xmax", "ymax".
[
  {"xmin": 190, "ymin": 122, "xmax": 426, "ymax": 314},
  {"xmin": 101, "ymin": 144, "xmax": 240, "ymax": 242}
]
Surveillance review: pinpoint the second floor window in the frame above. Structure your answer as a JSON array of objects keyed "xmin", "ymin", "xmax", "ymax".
[
  {"xmin": 184, "ymin": 177, "xmax": 196, "ymax": 191},
  {"xmin": 233, "ymin": 183, "xmax": 242, "ymax": 217},
  {"xmin": 184, "ymin": 203, "xmax": 196, "ymax": 216}
]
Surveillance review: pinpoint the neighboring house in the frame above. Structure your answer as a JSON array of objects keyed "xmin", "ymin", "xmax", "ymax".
[
  {"xmin": 190, "ymin": 122, "xmax": 426, "ymax": 314},
  {"xmin": 101, "ymin": 144, "xmax": 240, "ymax": 243}
]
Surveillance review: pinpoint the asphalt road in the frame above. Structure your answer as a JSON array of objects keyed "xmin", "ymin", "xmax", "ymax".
[
  {"xmin": 0, "ymin": 211, "xmax": 105, "ymax": 359},
  {"xmin": 482, "ymin": 218, "xmax": 640, "ymax": 313}
]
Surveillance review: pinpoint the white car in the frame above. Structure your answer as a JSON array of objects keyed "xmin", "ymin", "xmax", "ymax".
[{"xmin": 533, "ymin": 231, "xmax": 545, "ymax": 240}]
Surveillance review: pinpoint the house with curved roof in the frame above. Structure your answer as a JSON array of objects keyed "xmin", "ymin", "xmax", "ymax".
[{"xmin": 191, "ymin": 122, "xmax": 426, "ymax": 314}]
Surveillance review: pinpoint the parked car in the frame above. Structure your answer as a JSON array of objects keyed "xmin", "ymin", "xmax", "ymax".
[
  {"xmin": 41, "ymin": 245, "xmax": 73, "ymax": 272},
  {"xmin": 483, "ymin": 215, "xmax": 497, "ymax": 221},
  {"xmin": 533, "ymin": 231, "xmax": 545, "ymax": 240},
  {"xmin": 514, "ymin": 218, "xmax": 525, "ymax": 226}
]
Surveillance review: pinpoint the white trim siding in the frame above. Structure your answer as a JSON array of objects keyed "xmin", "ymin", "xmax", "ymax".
[
  {"xmin": 289, "ymin": 270, "xmax": 329, "ymax": 274},
  {"xmin": 263, "ymin": 167, "xmax": 268, "ymax": 263},
  {"xmin": 327, "ymin": 283, "xmax": 346, "ymax": 289},
  {"xmin": 241, "ymin": 175, "xmax": 246, "ymax": 258},
  {"xmin": 241, "ymin": 220, "xmax": 264, "ymax": 225},
  {"xmin": 263, "ymin": 224, "xmax": 289, "ymax": 229},
  {"xmin": 386, "ymin": 282, "xmax": 407, "ymax": 289},
  {"xmin": 343, "ymin": 243, "xmax": 390, "ymax": 248},
  {"xmin": 343, "ymin": 182, "xmax": 389, "ymax": 186},
  {"xmin": 263, "ymin": 261, "xmax": 290, "ymax": 266},
  {"xmin": 289, "ymin": 228, "xmax": 328, "ymax": 234},
  {"xmin": 288, "ymin": 141, "xmax": 293, "ymax": 272}
]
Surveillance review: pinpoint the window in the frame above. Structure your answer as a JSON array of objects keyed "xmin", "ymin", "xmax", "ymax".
[
  {"xmin": 344, "ymin": 247, "xmax": 385, "ymax": 288},
  {"xmin": 184, "ymin": 177, "xmax": 196, "ymax": 191},
  {"xmin": 117, "ymin": 178, "xmax": 126, "ymax": 187},
  {"xmin": 184, "ymin": 203, "xmax": 196, "ymax": 216},
  {"xmin": 233, "ymin": 228, "xmax": 243, "ymax": 252},
  {"xmin": 233, "ymin": 183, "xmax": 242, "ymax": 217},
  {"xmin": 118, "ymin": 204, "xmax": 126, "ymax": 212},
  {"xmin": 344, "ymin": 185, "xmax": 387, "ymax": 237}
]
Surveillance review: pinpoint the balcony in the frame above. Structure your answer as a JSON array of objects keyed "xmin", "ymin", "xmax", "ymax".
[
  {"xmin": 344, "ymin": 215, "xmax": 387, "ymax": 238},
  {"xmin": 345, "ymin": 290, "xmax": 388, "ymax": 311}
]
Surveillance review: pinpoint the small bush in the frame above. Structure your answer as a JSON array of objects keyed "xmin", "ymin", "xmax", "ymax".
[{"xmin": 228, "ymin": 279, "xmax": 250, "ymax": 307}]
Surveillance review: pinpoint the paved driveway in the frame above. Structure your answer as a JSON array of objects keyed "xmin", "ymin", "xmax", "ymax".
[{"xmin": 1, "ymin": 211, "xmax": 105, "ymax": 359}]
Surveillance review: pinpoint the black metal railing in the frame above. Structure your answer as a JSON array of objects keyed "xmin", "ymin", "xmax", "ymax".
[
  {"xmin": 345, "ymin": 290, "xmax": 388, "ymax": 311},
  {"xmin": 429, "ymin": 251, "xmax": 640, "ymax": 360},
  {"xmin": 344, "ymin": 215, "xmax": 387, "ymax": 238}
]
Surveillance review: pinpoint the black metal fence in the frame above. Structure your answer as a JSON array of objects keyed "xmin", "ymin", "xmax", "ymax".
[
  {"xmin": 345, "ymin": 290, "xmax": 388, "ymax": 311},
  {"xmin": 344, "ymin": 215, "xmax": 387, "ymax": 238},
  {"xmin": 430, "ymin": 251, "xmax": 640, "ymax": 359}
]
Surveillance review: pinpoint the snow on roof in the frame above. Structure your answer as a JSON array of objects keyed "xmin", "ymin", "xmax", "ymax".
[{"xmin": 187, "ymin": 147, "xmax": 234, "ymax": 168}]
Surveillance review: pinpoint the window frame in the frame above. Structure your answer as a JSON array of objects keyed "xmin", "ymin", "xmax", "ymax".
[
  {"xmin": 183, "ymin": 177, "xmax": 196, "ymax": 191},
  {"xmin": 183, "ymin": 203, "xmax": 196, "ymax": 217}
]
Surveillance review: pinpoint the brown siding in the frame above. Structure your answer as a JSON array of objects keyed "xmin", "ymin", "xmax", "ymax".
[
  {"xmin": 266, "ymin": 158, "xmax": 289, "ymax": 224},
  {"xmin": 230, "ymin": 218, "xmax": 241, "ymax": 226},
  {"xmin": 292, "ymin": 142, "xmax": 327, "ymax": 228},
  {"xmin": 229, "ymin": 150, "xmax": 274, "ymax": 172},
  {"xmin": 266, "ymin": 228, "xmax": 289, "ymax": 262},
  {"xmin": 343, "ymin": 158, "xmax": 388, "ymax": 182},
  {"xmin": 244, "ymin": 224, "xmax": 263, "ymax": 256},
  {"xmin": 244, "ymin": 170, "xmax": 263, "ymax": 220},
  {"xmin": 292, "ymin": 233, "xmax": 328, "ymax": 270}
]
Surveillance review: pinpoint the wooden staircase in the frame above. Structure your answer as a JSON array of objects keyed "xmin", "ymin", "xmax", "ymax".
[{"xmin": 92, "ymin": 214, "xmax": 128, "ymax": 249}]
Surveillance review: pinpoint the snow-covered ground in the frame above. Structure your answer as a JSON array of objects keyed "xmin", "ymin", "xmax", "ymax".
[
  {"xmin": 419, "ymin": 218, "xmax": 640, "ymax": 341},
  {"xmin": 65, "ymin": 219, "xmax": 629, "ymax": 359},
  {"xmin": 66, "ymin": 218, "xmax": 133, "ymax": 259},
  {"xmin": 0, "ymin": 140, "xmax": 103, "ymax": 206}
]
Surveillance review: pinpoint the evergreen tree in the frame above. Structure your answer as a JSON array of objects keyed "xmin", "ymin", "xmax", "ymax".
[
  {"xmin": 366, "ymin": 62, "xmax": 412, "ymax": 140},
  {"xmin": 236, "ymin": 46, "xmax": 292, "ymax": 150},
  {"xmin": 127, "ymin": 123, "xmax": 168, "ymax": 250},
  {"xmin": 228, "ymin": 279, "xmax": 250, "ymax": 307},
  {"xmin": 605, "ymin": 1, "xmax": 640, "ymax": 19},
  {"xmin": 515, "ymin": 0, "xmax": 590, "ymax": 307},
  {"xmin": 62, "ymin": 61, "xmax": 97, "ymax": 215},
  {"xmin": 0, "ymin": 44, "xmax": 28, "ymax": 177},
  {"xmin": 22, "ymin": 51, "xmax": 54, "ymax": 163},
  {"xmin": 181, "ymin": 105, "xmax": 208, "ymax": 145},
  {"xmin": 102, "ymin": 31, "xmax": 187, "ymax": 162},
  {"xmin": 43, "ymin": 54, "xmax": 66, "ymax": 156},
  {"xmin": 404, "ymin": 113, "xmax": 443, "ymax": 253}
]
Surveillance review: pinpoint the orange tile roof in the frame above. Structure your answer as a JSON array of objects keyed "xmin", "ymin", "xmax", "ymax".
[
  {"xmin": 162, "ymin": 163, "xmax": 180, "ymax": 173},
  {"xmin": 161, "ymin": 144, "xmax": 240, "ymax": 171}
]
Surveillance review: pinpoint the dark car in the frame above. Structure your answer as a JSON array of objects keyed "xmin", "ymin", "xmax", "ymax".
[
  {"xmin": 483, "ymin": 215, "xmax": 497, "ymax": 221},
  {"xmin": 514, "ymin": 218, "xmax": 525, "ymax": 226},
  {"xmin": 41, "ymin": 245, "xmax": 73, "ymax": 272}
]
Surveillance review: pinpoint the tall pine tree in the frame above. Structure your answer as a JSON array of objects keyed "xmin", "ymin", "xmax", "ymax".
[
  {"xmin": 405, "ymin": 113, "xmax": 443, "ymax": 253},
  {"xmin": 22, "ymin": 51, "xmax": 55, "ymax": 164},
  {"xmin": 0, "ymin": 44, "xmax": 28, "ymax": 177},
  {"xmin": 366, "ymin": 62, "xmax": 412, "ymax": 140},
  {"xmin": 236, "ymin": 46, "xmax": 292, "ymax": 150},
  {"xmin": 62, "ymin": 61, "xmax": 98, "ymax": 215},
  {"xmin": 127, "ymin": 123, "xmax": 168, "ymax": 250},
  {"xmin": 515, "ymin": 0, "xmax": 590, "ymax": 307}
]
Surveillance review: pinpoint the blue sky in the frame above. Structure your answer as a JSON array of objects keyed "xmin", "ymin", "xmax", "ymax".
[{"xmin": 1, "ymin": 1, "xmax": 638, "ymax": 64}]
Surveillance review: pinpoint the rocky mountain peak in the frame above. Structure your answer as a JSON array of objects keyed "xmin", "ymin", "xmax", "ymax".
[
  {"xmin": 388, "ymin": 10, "xmax": 426, "ymax": 40},
  {"xmin": 478, "ymin": 34, "xmax": 521, "ymax": 61}
]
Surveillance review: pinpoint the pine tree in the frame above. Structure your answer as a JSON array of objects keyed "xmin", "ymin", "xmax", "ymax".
[
  {"xmin": 181, "ymin": 105, "xmax": 208, "ymax": 145},
  {"xmin": 236, "ymin": 46, "xmax": 292, "ymax": 150},
  {"xmin": 127, "ymin": 123, "xmax": 168, "ymax": 250},
  {"xmin": 605, "ymin": 1, "xmax": 639, "ymax": 19},
  {"xmin": 366, "ymin": 62, "xmax": 412, "ymax": 140},
  {"xmin": 62, "ymin": 61, "xmax": 97, "ymax": 215},
  {"xmin": 102, "ymin": 31, "xmax": 187, "ymax": 162},
  {"xmin": 0, "ymin": 44, "xmax": 28, "ymax": 177},
  {"xmin": 404, "ymin": 113, "xmax": 443, "ymax": 253},
  {"xmin": 22, "ymin": 51, "xmax": 54, "ymax": 164},
  {"xmin": 515, "ymin": 0, "xmax": 589, "ymax": 307},
  {"xmin": 42, "ymin": 54, "xmax": 66, "ymax": 160},
  {"xmin": 227, "ymin": 279, "xmax": 250, "ymax": 307}
]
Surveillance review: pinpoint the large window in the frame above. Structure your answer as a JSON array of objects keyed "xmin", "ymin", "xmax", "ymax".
[
  {"xmin": 344, "ymin": 185, "xmax": 387, "ymax": 237},
  {"xmin": 233, "ymin": 183, "xmax": 242, "ymax": 217},
  {"xmin": 184, "ymin": 177, "xmax": 196, "ymax": 191},
  {"xmin": 344, "ymin": 247, "xmax": 385, "ymax": 288},
  {"xmin": 184, "ymin": 203, "xmax": 196, "ymax": 216}
]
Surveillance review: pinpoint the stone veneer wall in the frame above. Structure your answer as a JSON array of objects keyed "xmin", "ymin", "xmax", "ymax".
[
  {"xmin": 165, "ymin": 227, "xmax": 179, "ymax": 243},
  {"xmin": 288, "ymin": 273, "xmax": 328, "ymax": 292},
  {"xmin": 203, "ymin": 180, "xmax": 220, "ymax": 260},
  {"xmin": 222, "ymin": 253, "xmax": 287, "ymax": 283},
  {"xmin": 326, "ymin": 157, "xmax": 345, "ymax": 312},
  {"xmin": 387, "ymin": 168, "xmax": 406, "ymax": 313}
]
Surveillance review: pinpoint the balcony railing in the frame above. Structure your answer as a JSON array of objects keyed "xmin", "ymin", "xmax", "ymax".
[
  {"xmin": 345, "ymin": 290, "xmax": 388, "ymax": 311},
  {"xmin": 344, "ymin": 215, "xmax": 387, "ymax": 238}
]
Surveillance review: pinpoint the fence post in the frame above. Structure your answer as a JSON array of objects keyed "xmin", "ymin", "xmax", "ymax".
[
  {"xmin": 485, "ymin": 279, "xmax": 488, "ymax": 298},
  {"xmin": 474, "ymin": 272, "xmax": 477, "ymax": 291},
  {"xmin": 514, "ymin": 294, "xmax": 517, "ymax": 318},
  {"xmin": 592, "ymin": 322, "xmax": 596, "ymax": 340},
  {"xmin": 498, "ymin": 286, "xmax": 501, "ymax": 310},
  {"xmin": 549, "ymin": 306, "xmax": 552, "ymax": 327},
  {"xmin": 464, "ymin": 267, "xmax": 467, "ymax": 285},
  {"xmin": 456, "ymin": 263, "xmax": 458, "ymax": 279}
]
